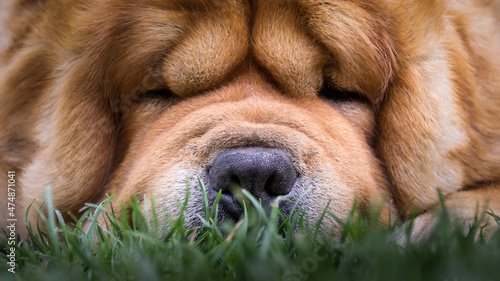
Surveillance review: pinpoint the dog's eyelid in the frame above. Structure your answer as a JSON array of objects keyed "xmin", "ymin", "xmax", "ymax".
[
  {"xmin": 138, "ymin": 88, "xmax": 177, "ymax": 101},
  {"xmin": 318, "ymin": 84, "xmax": 368, "ymax": 104}
]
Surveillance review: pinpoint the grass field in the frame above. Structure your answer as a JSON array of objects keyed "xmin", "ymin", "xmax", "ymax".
[{"xmin": 1, "ymin": 183, "xmax": 500, "ymax": 281}]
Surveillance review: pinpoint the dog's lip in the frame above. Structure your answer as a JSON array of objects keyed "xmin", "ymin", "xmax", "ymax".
[{"xmin": 213, "ymin": 190, "xmax": 290, "ymax": 221}]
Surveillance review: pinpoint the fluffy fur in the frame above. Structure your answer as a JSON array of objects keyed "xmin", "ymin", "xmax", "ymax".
[{"xmin": 1, "ymin": 0, "xmax": 499, "ymax": 240}]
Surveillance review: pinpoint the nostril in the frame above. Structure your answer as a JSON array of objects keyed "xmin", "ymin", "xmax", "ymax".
[
  {"xmin": 264, "ymin": 174, "xmax": 275, "ymax": 195},
  {"xmin": 264, "ymin": 174, "xmax": 287, "ymax": 197},
  {"xmin": 230, "ymin": 175, "xmax": 241, "ymax": 188}
]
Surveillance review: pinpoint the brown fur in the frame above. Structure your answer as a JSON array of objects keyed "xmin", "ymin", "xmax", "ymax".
[{"xmin": 1, "ymin": 0, "xmax": 499, "ymax": 240}]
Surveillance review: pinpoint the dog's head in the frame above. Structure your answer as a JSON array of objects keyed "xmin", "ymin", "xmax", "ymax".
[{"xmin": 3, "ymin": 0, "xmax": 495, "ymax": 236}]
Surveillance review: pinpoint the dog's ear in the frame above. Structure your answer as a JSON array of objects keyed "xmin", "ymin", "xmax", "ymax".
[
  {"xmin": 375, "ymin": 3, "xmax": 469, "ymax": 215},
  {"xmin": 377, "ymin": 2, "xmax": 500, "ymax": 215},
  {"xmin": 1, "ymin": 45, "xmax": 118, "ymax": 226},
  {"xmin": 0, "ymin": 0, "xmax": 118, "ymax": 226},
  {"xmin": 377, "ymin": 64, "xmax": 469, "ymax": 214},
  {"xmin": 375, "ymin": 6, "xmax": 468, "ymax": 213}
]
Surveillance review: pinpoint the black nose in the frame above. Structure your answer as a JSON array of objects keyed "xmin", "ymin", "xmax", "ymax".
[{"xmin": 208, "ymin": 147, "xmax": 297, "ymax": 218}]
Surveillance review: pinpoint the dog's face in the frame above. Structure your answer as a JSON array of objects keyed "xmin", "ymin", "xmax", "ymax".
[
  {"xmin": 112, "ymin": 68, "xmax": 387, "ymax": 229},
  {"xmin": 104, "ymin": 1, "xmax": 391, "ymax": 229},
  {"xmin": 1, "ymin": 0, "xmax": 500, "ymax": 238}
]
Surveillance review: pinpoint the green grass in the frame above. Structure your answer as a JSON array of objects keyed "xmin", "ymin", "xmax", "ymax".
[{"xmin": 1, "ymin": 181, "xmax": 500, "ymax": 281}]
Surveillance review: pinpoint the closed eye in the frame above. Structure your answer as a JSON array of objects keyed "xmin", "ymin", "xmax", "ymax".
[
  {"xmin": 318, "ymin": 84, "xmax": 368, "ymax": 104},
  {"xmin": 138, "ymin": 88, "xmax": 177, "ymax": 101}
]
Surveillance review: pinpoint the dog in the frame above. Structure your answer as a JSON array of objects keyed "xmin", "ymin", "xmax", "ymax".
[{"xmin": 1, "ymin": 0, "xmax": 499, "ymax": 241}]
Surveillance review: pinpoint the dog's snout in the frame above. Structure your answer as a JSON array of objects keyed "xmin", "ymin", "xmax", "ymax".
[{"xmin": 208, "ymin": 147, "xmax": 297, "ymax": 217}]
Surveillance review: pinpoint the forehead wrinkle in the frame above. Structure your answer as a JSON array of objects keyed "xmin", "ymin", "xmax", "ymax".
[
  {"xmin": 251, "ymin": 0, "xmax": 329, "ymax": 97},
  {"xmin": 162, "ymin": 0, "xmax": 250, "ymax": 97},
  {"xmin": 295, "ymin": 0, "xmax": 399, "ymax": 103}
]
